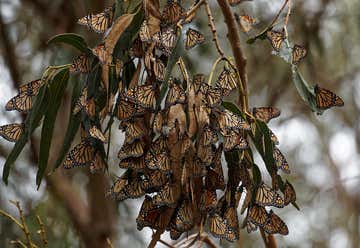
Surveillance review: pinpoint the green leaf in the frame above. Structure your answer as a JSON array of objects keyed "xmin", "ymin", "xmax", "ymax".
[
  {"xmin": 2, "ymin": 84, "xmax": 49, "ymax": 184},
  {"xmin": 292, "ymin": 67, "xmax": 322, "ymax": 114},
  {"xmin": 252, "ymin": 164, "xmax": 262, "ymax": 186},
  {"xmin": 157, "ymin": 34, "xmax": 184, "ymax": 108},
  {"xmin": 113, "ymin": 9, "xmax": 144, "ymax": 60},
  {"xmin": 52, "ymin": 79, "xmax": 83, "ymax": 170},
  {"xmin": 221, "ymin": 101, "xmax": 246, "ymax": 120},
  {"xmin": 47, "ymin": 33, "xmax": 90, "ymax": 53},
  {"xmin": 249, "ymin": 120, "xmax": 277, "ymax": 178},
  {"xmin": 36, "ymin": 69, "xmax": 69, "ymax": 187}
]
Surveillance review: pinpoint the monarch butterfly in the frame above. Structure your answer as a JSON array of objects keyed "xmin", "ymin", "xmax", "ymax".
[
  {"xmin": 217, "ymin": 109, "xmax": 251, "ymax": 135},
  {"xmin": 191, "ymin": 73, "xmax": 206, "ymax": 94},
  {"xmin": 205, "ymin": 168, "xmax": 225, "ymax": 191},
  {"xmin": 252, "ymin": 107, "xmax": 281, "ymax": 123},
  {"xmin": 283, "ymin": 181, "xmax": 296, "ymax": 206},
  {"xmin": 129, "ymin": 38, "xmax": 143, "ymax": 58},
  {"xmin": 152, "ymin": 111, "xmax": 164, "ymax": 133},
  {"xmin": 89, "ymin": 126, "xmax": 106, "ymax": 143},
  {"xmin": 73, "ymin": 88, "xmax": 96, "ymax": 118},
  {"xmin": 203, "ymin": 86, "xmax": 223, "ymax": 107},
  {"xmin": 122, "ymin": 121, "xmax": 145, "ymax": 145},
  {"xmin": 118, "ymin": 157, "xmax": 146, "ymax": 171},
  {"xmin": 165, "ymin": 80, "xmax": 186, "ymax": 108},
  {"xmin": 263, "ymin": 210, "xmax": 289, "ymax": 235},
  {"xmin": 247, "ymin": 204, "xmax": 268, "ymax": 226},
  {"xmin": 200, "ymin": 189, "xmax": 217, "ymax": 212},
  {"xmin": 273, "ymin": 147, "xmax": 290, "ymax": 174},
  {"xmin": 216, "ymin": 67, "xmax": 238, "ymax": 95},
  {"xmin": 139, "ymin": 20, "xmax": 151, "ymax": 42},
  {"xmin": 161, "ymin": 0, "xmax": 186, "ymax": 25},
  {"xmin": 169, "ymin": 226, "xmax": 183, "ymax": 240},
  {"xmin": 153, "ymin": 183, "xmax": 177, "ymax": 207},
  {"xmin": 89, "ymin": 152, "xmax": 107, "ymax": 173},
  {"xmin": 153, "ymin": 58, "xmax": 165, "ymax": 81},
  {"xmin": 174, "ymin": 200, "xmax": 194, "ymax": 232},
  {"xmin": 239, "ymin": 164, "xmax": 252, "ymax": 189},
  {"xmin": 255, "ymin": 182, "xmax": 284, "ymax": 208},
  {"xmin": 211, "ymin": 144, "xmax": 223, "ymax": 173},
  {"xmin": 146, "ymin": 150, "xmax": 171, "ymax": 171},
  {"xmin": 223, "ymin": 129, "xmax": 249, "ymax": 151},
  {"xmin": 116, "ymin": 95, "xmax": 145, "ymax": 121},
  {"xmin": 154, "ymin": 27, "xmax": 177, "ymax": 56},
  {"xmin": 246, "ymin": 219, "xmax": 258, "ymax": 233},
  {"xmin": 126, "ymin": 85, "xmax": 156, "ymax": 109},
  {"xmin": 141, "ymin": 169, "xmax": 168, "ymax": 190},
  {"xmin": 78, "ymin": 6, "xmax": 114, "ymax": 33},
  {"xmin": 137, "ymin": 197, "xmax": 168, "ymax": 231},
  {"xmin": 92, "ymin": 43, "xmax": 107, "ymax": 64},
  {"xmin": 197, "ymin": 144, "xmax": 214, "ymax": 165},
  {"xmin": 185, "ymin": 28, "xmax": 205, "ymax": 50},
  {"xmin": 5, "ymin": 93, "xmax": 33, "ymax": 112},
  {"xmin": 69, "ymin": 54, "xmax": 91, "ymax": 73},
  {"xmin": 266, "ymin": 29, "xmax": 285, "ymax": 51},
  {"xmin": 0, "ymin": 123, "xmax": 24, "ymax": 142},
  {"xmin": 270, "ymin": 129, "xmax": 279, "ymax": 145},
  {"xmin": 198, "ymin": 125, "xmax": 218, "ymax": 147},
  {"xmin": 314, "ymin": 85, "xmax": 344, "ymax": 110},
  {"xmin": 223, "ymin": 207, "xmax": 240, "ymax": 241},
  {"xmin": 18, "ymin": 79, "xmax": 43, "ymax": 95},
  {"xmin": 292, "ymin": 44, "xmax": 307, "ymax": 65},
  {"xmin": 125, "ymin": 178, "xmax": 146, "ymax": 200},
  {"xmin": 237, "ymin": 14, "xmax": 257, "ymax": 33},
  {"xmin": 63, "ymin": 140, "xmax": 95, "ymax": 168},
  {"xmin": 209, "ymin": 213, "xmax": 236, "ymax": 241},
  {"xmin": 117, "ymin": 140, "xmax": 144, "ymax": 161},
  {"xmin": 108, "ymin": 175, "xmax": 128, "ymax": 200}
]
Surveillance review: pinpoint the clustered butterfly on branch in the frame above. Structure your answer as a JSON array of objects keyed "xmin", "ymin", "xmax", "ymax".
[{"xmin": 0, "ymin": 0, "xmax": 344, "ymax": 247}]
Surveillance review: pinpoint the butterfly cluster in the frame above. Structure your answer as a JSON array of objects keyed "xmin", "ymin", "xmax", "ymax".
[{"xmin": 0, "ymin": 0, "xmax": 345, "ymax": 246}]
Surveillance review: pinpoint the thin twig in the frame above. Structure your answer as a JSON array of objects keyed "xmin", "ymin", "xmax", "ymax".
[
  {"xmin": 260, "ymin": 228, "xmax": 269, "ymax": 247},
  {"xmin": 147, "ymin": 229, "xmax": 165, "ymax": 248},
  {"xmin": 177, "ymin": 57, "xmax": 190, "ymax": 83},
  {"xmin": 178, "ymin": 0, "xmax": 205, "ymax": 27},
  {"xmin": 10, "ymin": 201, "xmax": 35, "ymax": 248},
  {"xmin": 201, "ymin": 235, "xmax": 218, "ymax": 248},
  {"xmin": 36, "ymin": 215, "xmax": 48, "ymax": 247},
  {"xmin": 204, "ymin": 0, "xmax": 225, "ymax": 57},
  {"xmin": 251, "ymin": 0, "xmax": 290, "ymax": 41},
  {"xmin": 10, "ymin": 240, "xmax": 27, "ymax": 248},
  {"xmin": 0, "ymin": 209, "xmax": 24, "ymax": 229},
  {"xmin": 106, "ymin": 237, "xmax": 114, "ymax": 248},
  {"xmin": 159, "ymin": 239, "xmax": 176, "ymax": 248},
  {"xmin": 216, "ymin": 0, "xmax": 248, "ymax": 111},
  {"xmin": 283, "ymin": 0, "xmax": 292, "ymax": 39}
]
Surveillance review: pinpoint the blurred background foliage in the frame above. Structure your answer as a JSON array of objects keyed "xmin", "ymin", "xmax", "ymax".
[{"xmin": 0, "ymin": 0, "xmax": 359, "ymax": 247}]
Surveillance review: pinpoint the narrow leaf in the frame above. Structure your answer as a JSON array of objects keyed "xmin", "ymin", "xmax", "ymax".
[
  {"xmin": 47, "ymin": 33, "xmax": 90, "ymax": 53},
  {"xmin": 2, "ymin": 85, "xmax": 49, "ymax": 184},
  {"xmin": 36, "ymin": 69, "xmax": 69, "ymax": 186},
  {"xmin": 52, "ymin": 80, "xmax": 83, "ymax": 170}
]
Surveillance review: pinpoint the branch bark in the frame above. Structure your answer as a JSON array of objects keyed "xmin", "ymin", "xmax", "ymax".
[{"xmin": 216, "ymin": 0, "xmax": 249, "ymax": 111}]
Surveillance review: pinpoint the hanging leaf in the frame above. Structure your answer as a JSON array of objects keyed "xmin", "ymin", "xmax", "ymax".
[
  {"xmin": 53, "ymin": 79, "xmax": 83, "ymax": 170},
  {"xmin": 37, "ymin": 68, "xmax": 69, "ymax": 187},
  {"xmin": 2, "ymin": 83, "xmax": 49, "ymax": 184},
  {"xmin": 47, "ymin": 33, "xmax": 90, "ymax": 53},
  {"xmin": 291, "ymin": 67, "xmax": 322, "ymax": 114}
]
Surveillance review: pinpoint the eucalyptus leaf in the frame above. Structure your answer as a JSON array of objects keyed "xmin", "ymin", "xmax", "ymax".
[
  {"xmin": 47, "ymin": 33, "xmax": 90, "ymax": 53},
  {"xmin": 37, "ymin": 68, "xmax": 69, "ymax": 187},
  {"xmin": 2, "ymin": 84, "xmax": 49, "ymax": 184}
]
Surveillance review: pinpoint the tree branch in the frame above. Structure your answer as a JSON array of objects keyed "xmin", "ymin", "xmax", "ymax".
[{"xmin": 216, "ymin": 0, "xmax": 248, "ymax": 111}]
